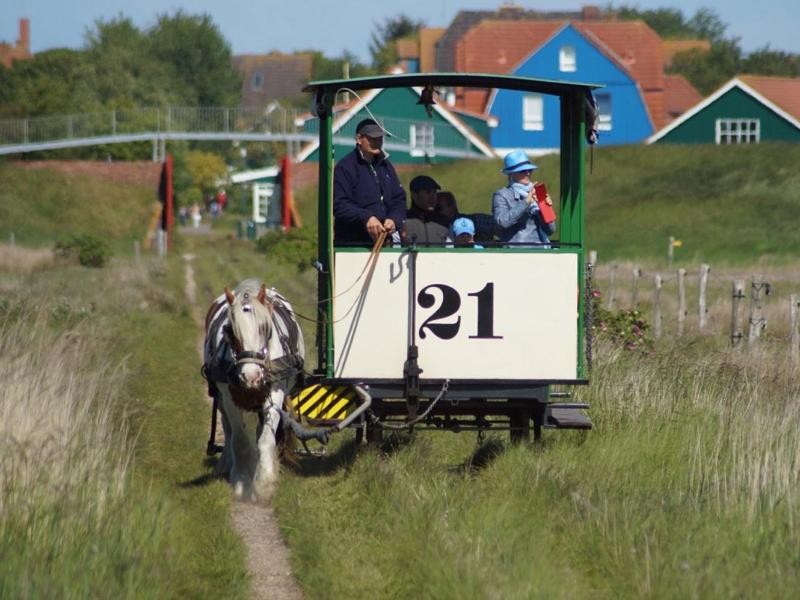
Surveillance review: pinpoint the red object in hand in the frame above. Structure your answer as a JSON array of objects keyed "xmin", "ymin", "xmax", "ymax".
[{"xmin": 534, "ymin": 182, "xmax": 556, "ymax": 224}]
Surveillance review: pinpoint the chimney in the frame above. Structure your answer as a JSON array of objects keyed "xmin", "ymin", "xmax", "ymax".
[
  {"xmin": 581, "ymin": 5, "xmax": 601, "ymax": 21},
  {"xmin": 17, "ymin": 18, "xmax": 30, "ymax": 52}
]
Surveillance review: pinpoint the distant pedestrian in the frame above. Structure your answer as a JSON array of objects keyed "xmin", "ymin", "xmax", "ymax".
[{"xmin": 191, "ymin": 203, "xmax": 202, "ymax": 228}]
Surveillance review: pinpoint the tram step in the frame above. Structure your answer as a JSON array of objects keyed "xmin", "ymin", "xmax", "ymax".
[{"xmin": 546, "ymin": 407, "xmax": 593, "ymax": 430}]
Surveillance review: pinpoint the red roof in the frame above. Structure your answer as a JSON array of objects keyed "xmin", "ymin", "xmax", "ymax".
[
  {"xmin": 664, "ymin": 74, "xmax": 702, "ymax": 121},
  {"xmin": 452, "ymin": 19, "xmax": 669, "ymax": 128},
  {"xmin": 739, "ymin": 75, "xmax": 800, "ymax": 121}
]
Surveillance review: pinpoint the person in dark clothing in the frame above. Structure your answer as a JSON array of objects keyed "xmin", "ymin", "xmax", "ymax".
[
  {"xmin": 402, "ymin": 175, "xmax": 450, "ymax": 246},
  {"xmin": 333, "ymin": 118, "xmax": 407, "ymax": 246}
]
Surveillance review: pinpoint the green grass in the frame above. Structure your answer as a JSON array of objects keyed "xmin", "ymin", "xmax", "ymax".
[
  {"xmin": 0, "ymin": 163, "xmax": 156, "ymax": 252},
  {"xmin": 0, "ymin": 252, "xmax": 247, "ymax": 598},
  {"xmin": 272, "ymin": 336, "xmax": 800, "ymax": 599}
]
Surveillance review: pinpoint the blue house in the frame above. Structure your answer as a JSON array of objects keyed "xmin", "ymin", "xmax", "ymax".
[{"xmin": 486, "ymin": 24, "xmax": 654, "ymax": 155}]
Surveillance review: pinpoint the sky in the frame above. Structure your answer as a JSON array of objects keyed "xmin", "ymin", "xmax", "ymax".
[{"xmin": 2, "ymin": 0, "xmax": 799, "ymax": 62}]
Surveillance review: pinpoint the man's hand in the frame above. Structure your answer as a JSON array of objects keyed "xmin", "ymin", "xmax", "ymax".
[
  {"xmin": 544, "ymin": 194, "xmax": 553, "ymax": 206},
  {"xmin": 366, "ymin": 216, "xmax": 385, "ymax": 240},
  {"xmin": 383, "ymin": 218, "xmax": 397, "ymax": 234}
]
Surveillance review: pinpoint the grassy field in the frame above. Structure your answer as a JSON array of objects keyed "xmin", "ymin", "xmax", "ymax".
[
  {"xmin": 1, "ymin": 147, "xmax": 799, "ymax": 598},
  {"xmin": 0, "ymin": 244, "xmax": 247, "ymax": 598},
  {"xmin": 0, "ymin": 163, "xmax": 157, "ymax": 252}
]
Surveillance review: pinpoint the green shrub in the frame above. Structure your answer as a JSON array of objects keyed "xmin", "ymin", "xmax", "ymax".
[
  {"xmin": 255, "ymin": 226, "xmax": 317, "ymax": 272},
  {"xmin": 54, "ymin": 234, "xmax": 112, "ymax": 268},
  {"xmin": 590, "ymin": 288, "xmax": 652, "ymax": 352}
]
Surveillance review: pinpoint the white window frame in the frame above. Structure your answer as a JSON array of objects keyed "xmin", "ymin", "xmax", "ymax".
[
  {"xmin": 715, "ymin": 118, "xmax": 760, "ymax": 144},
  {"xmin": 596, "ymin": 93, "xmax": 612, "ymax": 131},
  {"xmin": 522, "ymin": 94, "xmax": 544, "ymax": 131},
  {"xmin": 559, "ymin": 45, "xmax": 576, "ymax": 72},
  {"xmin": 410, "ymin": 123, "xmax": 435, "ymax": 157}
]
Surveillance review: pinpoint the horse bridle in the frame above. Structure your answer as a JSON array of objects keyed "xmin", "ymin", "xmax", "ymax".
[{"xmin": 223, "ymin": 300, "xmax": 272, "ymax": 384}]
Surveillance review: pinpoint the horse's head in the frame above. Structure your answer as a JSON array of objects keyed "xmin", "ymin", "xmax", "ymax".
[{"xmin": 224, "ymin": 283, "xmax": 273, "ymax": 390}]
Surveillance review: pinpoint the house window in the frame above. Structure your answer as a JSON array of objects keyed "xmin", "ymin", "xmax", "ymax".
[
  {"xmin": 251, "ymin": 73, "xmax": 264, "ymax": 91},
  {"xmin": 716, "ymin": 119, "xmax": 760, "ymax": 144},
  {"xmin": 410, "ymin": 123, "xmax": 435, "ymax": 156},
  {"xmin": 522, "ymin": 94, "xmax": 544, "ymax": 131},
  {"xmin": 559, "ymin": 46, "xmax": 576, "ymax": 72},
  {"xmin": 596, "ymin": 93, "xmax": 612, "ymax": 131}
]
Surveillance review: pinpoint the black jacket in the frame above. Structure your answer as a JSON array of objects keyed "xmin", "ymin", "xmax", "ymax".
[{"xmin": 333, "ymin": 147, "xmax": 407, "ymax": 245}]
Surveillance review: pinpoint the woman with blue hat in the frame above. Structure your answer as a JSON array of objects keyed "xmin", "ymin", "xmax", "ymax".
[{"xmin": 492, "ymin": 150, "xmax": 556, "ymax": 247}]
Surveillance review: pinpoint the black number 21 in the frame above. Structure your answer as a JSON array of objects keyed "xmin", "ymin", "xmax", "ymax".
[{"xmin": 418, "ymin": 283, "xmax": 502, "ymax": 340}]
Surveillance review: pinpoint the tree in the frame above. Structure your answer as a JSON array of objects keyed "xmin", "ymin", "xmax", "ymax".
[
  {"xmin": 85, "ymin": 16, "xmax": 177, "ymax": 109},
  {"xmin": 0, "ymin": 49, "xmax": 97, "ymax": 117},
  {"xmin": 184, "ymin": 150, "xmax": 228, "ymax": 195},
  {"xmin": 741, "ymin": 48, "xmax": 800, "ymax": 77},
  {"xmin": 670, "ymin": 39, "xmax": 742, "ymax": 95},
  {"xmin": 369, "ymin": 14, "xmax": 424, "ymax": 73},
  {"xmin": 148, "ymin": 11, "xmax": 241, "ymax": 106}
]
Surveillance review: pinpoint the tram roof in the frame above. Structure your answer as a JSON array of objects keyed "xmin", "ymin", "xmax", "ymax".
[{"xmin": 303, "ymin": 72, "xmax": 602, "ymax": 96}]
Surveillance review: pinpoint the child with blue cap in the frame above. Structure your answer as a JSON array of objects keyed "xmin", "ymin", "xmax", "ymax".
[{"xmin": 451, "ymin": 216, "xmax": 483, "ymax": 249}]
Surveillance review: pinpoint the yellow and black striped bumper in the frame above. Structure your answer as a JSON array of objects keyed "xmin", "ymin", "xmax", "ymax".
[{"xmin": 289, "ymin": 384, "xmax": 359, "ymax": 424}]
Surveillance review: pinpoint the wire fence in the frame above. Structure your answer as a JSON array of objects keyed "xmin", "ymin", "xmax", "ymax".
[{"xmin": 589, "ymin": 250, "xmax": 800, "ymax": 354}]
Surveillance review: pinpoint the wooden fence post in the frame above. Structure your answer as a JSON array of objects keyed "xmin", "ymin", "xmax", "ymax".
[
  {"xmin": 698, "ymin": 264, "xmax": 710, "ymax": 332},
  {"xmin": 747, "ymin": 276, "xmax": 770, "ymax": 343},
  {"xmin": 9, "ymin": 232, "xmax": 15, "ymax": 247},
  {"xmin": 606, "ymin": 262, "xmax": 617, "ymax": 310},
  {"xmin": 588, "ymin": 249, "xmax": 597, "ymax": 266},
  {"xmin": 631, "ymin": 266, "xmax": 641, "ymax": 307},
  {"xmin": 730, "ymin": 279, "xmax": 745, "ymax": 346},
  {"xmin": 653, "ymin": 274, "xmax": 663, "ymax": 339},
  {"xmin": 677, "ymin": 268, "xmax": 687, "ymax": 336},
  {"xmin": 790, "ymin": 294, "xmax": 800, "ymax": 361},
  {"xmin": 668, "ymin": 236, "xmax": 674, "ymax": 267}
]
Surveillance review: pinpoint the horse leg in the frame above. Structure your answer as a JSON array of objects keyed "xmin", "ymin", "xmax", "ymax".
[
  {"xmin": 254, "ymin": 389, "xmax": 284, "ymax": 499},
  {"xmin": 219, "ymin": 386, "xmax": 257, "ymax": 500},
  {"xmin": 216, "ymin": 391, "xmax": 233, "ymax": 478}
]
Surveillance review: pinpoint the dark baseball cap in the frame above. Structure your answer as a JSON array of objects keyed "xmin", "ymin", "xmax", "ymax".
[
  {"xmin": 356, "ymin": 118, "xmax": 385, "ymax": 137},
  {"xmin": 409, "ymin": 175, "xmax": 441, "ymax": 192}
]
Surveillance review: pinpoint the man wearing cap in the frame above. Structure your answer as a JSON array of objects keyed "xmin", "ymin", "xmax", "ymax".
[
  {"xmin": 402, "ymin": 175, "xmax": 450, "ymax": 246},
  {"xmin": 492, "ymin": 149, "xmax": 556, "ymax": 247},
  {"xmin": 333, "ymin": 118, "xmax": 407, "ymax": 246}
]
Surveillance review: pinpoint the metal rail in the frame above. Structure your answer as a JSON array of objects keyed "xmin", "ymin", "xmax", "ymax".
[{"xmin": 0, "ymin": 106, "xmax": 491, "ymax": 161}]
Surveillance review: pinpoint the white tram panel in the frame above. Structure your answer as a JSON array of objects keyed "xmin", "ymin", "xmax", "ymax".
[{"xmin": 333, "ymin": 251, "xmax": 578, "ymax": 380}]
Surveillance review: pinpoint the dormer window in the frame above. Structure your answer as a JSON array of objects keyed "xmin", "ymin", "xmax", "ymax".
[
  {"xmin": 559, "ymin": 46, "xmax": 576, "ymax": 72},
  {"xmin": 252, "ymin": 73, "xmax": 264, "ymax": 91}
]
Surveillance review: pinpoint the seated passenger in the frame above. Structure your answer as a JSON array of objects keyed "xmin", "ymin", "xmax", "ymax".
[
  {"xmin": 402, "ymin": 175, "xmax": 450, "ymax": 246},
  {"xmin": 492, "ymin": 150, "xmax": 556, "ymax": 248},
  {"xmin": 451, "ymin": 217, "xmax": 484, "ymax": 249},
  {"xmin": 437, "ymin": 191, "xmax": 496, "ymax": 244}
]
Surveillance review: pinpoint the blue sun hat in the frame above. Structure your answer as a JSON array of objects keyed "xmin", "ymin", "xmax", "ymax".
[{"xmin": 501, "ymin": 149, "xmax": 537, "ymax": 174}]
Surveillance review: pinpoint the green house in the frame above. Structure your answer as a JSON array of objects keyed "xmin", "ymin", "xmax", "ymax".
[
  {"xmin": 295, "ymin": 85, "xmax": 496, "ymax": 163},
  {"xmin": 648, "ymin": 76, "xmax": 800, "ymax": 145}
]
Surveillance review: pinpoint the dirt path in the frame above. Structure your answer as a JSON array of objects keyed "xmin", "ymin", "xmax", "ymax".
[{"xmin": 183, "ymin": 253, "xmax": 304, "ymax": 600}]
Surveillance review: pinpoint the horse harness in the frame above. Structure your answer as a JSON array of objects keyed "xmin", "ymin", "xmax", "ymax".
[{"xmin": 203, "ymin": 292, "xmax": 303, "ymax": 412}]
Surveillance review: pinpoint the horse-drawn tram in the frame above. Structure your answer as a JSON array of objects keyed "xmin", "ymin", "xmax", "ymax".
[{"xmin": 295, "ymin": 72, "xmax": 598, "ymax": 443}]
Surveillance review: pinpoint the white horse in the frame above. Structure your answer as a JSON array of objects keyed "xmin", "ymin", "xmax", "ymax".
[{"xmin": 203, "ymin": 279, "xmax": 305, "ymax": 500}]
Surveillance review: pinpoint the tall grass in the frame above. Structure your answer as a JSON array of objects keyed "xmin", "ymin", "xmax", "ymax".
[
  {"xmin": 273, "ymin": 333, "xmax": 800, "ymax": 598},
  {"xmin": 0, "ymin": 290, "xmax": 172, "ymax": 598}
]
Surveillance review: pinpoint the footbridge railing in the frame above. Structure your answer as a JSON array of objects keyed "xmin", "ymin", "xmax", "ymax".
[{"xmin": 0, "ymin": 106, "xmax": 493, "ymax": 161}]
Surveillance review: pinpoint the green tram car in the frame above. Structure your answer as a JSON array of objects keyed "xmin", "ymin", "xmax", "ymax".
[{"xmin": 301, "ymin": 73, "xmax": 597, "ymax": 442}]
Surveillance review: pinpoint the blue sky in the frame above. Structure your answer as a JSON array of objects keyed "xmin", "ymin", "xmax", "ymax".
[{"xmin": 2, "ymin": 1, "xmax": 798, "ymax": 61}]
